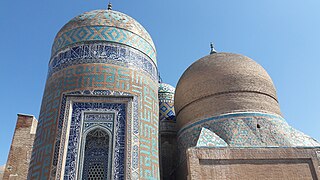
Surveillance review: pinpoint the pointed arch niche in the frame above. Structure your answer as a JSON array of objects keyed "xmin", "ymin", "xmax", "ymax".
[
  {"xmin": 79, "ymin": 126, "xmax": 112, "ymax": 180},
  {"xmin": 57, "ymin": 95, "xmax": 136, "ymax": 180}
]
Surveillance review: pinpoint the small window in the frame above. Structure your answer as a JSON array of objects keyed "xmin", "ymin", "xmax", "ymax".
[{"xmin": 82, "ymin": 129, "xmax": 110, "ymax": 180}]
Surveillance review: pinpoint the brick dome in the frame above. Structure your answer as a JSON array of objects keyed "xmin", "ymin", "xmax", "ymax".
[{"xmin": 175, "ymin": 52, "xmax": 281, "ymax": 129}]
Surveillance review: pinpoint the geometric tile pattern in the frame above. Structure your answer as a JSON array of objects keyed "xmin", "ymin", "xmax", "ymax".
[
  {"xmin": 158, "ymin": 83, "xmax": 175, "ymax": 102},
  {"xmin": 158, "ymin": 83, "xmax": 177, "ymax": 180},
  {"xmin": 159, "ymin": 102, "xmax": 175, "ymax": 122},
  {"xmin": 196, "ymin": 127, "xmax": 228, "ymax": 147},
  {"xmin": 48, "ymin": 43, "xmax": 157, "ymax": 80},
  {"xmin": 158, "ymin": 83, "xmax": 175, "ymax": 122},
  {"xmin": 53, "ymin": 94, "xmax": 138, "ymax": 180},
  {"xmin": 158, "ymin": 83, "xmax": 175, "ymax": 94},
  {"xmin": 29, "ymin": 52, "xmax": 159, "ymax": 179},
  {"xmin": 63, "ymin": 102, "xmax": 126, "ymax": 180},
  {"xmin": 81, "ymin": 116, "xmax": 112, "ymax": 179},
  {"xmin": 57, "ymin": 10, "xmax": 154, "ymax": 50},
  {"xmin": 52, "ymin": 26, "xmax": 156, "ymax": 63},
  {"xmin": 177, "ymin": 112, "xmax": 320, "ymax": 164},
  {"xmin": 29, "ymin": 8, "xmax": 160, "ymax": 180},
  {"xmin": 81, "ymin": 129, "xmax": 110, "ymax": 180}
]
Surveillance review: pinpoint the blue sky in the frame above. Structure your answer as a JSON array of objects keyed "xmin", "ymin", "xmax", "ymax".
[{"xmin": 0, "ymin": 0, "xmax": 319, "ymax": 165}]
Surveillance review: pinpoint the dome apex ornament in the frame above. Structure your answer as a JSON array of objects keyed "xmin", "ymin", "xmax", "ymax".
[
  {"xmin": 210, "ymin": 42, "xmax": 217, "ymax": 54},
  {"xmin": 107, "ymin": 2, "xmax": 112, "ymax": 10}
]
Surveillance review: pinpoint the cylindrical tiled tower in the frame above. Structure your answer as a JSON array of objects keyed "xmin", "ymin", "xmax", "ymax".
[
  {"xmin": 175, "ymin": 52, "xmax": 320, "ymax": 164},
  {"xmin": 159, "ymin": 83, "xmax": 175, "ymax": 123},
  {"xmin": 28, "ymin": 9, "xmax": 159, "ymax": 179},
  {"xmin": 158, "ymin": 83, "xmax": 177, "ymax": 179}
]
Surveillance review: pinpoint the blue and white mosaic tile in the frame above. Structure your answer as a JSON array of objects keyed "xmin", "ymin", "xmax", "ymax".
[{"xmin": 64, "ymin": 102, "xmax": 126, "ymax": 180}]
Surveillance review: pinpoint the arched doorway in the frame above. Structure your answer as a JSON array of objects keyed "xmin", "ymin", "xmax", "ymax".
[{"xmin": 82, "ymin": 128, "xmax": 111, "ymax": 180}]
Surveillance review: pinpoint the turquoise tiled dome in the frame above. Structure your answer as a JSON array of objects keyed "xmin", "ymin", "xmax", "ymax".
[
  {"xmin": 51, "ymin": 9, "xmax": 156, "ymax": 63},
  {"xmin": 159, "ymin": 83, "xmax": 175, "ymax": 94}
]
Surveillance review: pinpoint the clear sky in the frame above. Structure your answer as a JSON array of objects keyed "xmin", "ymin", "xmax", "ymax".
[{"xmin": 0, "ymin": 0, "xmax": 319, "ymax": 165}]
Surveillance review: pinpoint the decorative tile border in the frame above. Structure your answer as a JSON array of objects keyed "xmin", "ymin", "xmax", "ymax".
[
  {"xmin": 63, "ymin": 102, "xmax": 126, "ymax": 179},
  {"xmin": 48, "ymin": 42, "xmax": 157, "ymax": 81},
  {"xmin": 158, "ymin": 83, "xmax": 175, "ymax": 122},
  {"xmin": 52, "ymin": 26, "xmax": 156, "ymax": 63},
  {"xmin": 30, "ymin": 50, "xmax": 159, "ymax": 179},
  {"xmin": 177, "ymin": 112, "xmax": 320, "ymax": 164},
  {"xmin": 178, "ymin": 112, "xmax": 285, "ymax": 135},
  {"xmin": 159, "ymin": 83, "xmax": 175, "ymax": 94},
  {"xmin": 53, "ymin": 92, "xmax": 139, "ymax": 180},
  {"xmin": 56, "ymin": 10, "xmax": 154, "ymax": 49},
  {"xmin": 159, "ymin": 102, "xmax": 175, "ymax": 122}
]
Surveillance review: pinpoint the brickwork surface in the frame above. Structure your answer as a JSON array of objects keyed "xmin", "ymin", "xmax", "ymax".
[
  {"xmin": 160, "ymin": 132, "xmax": 177, "ymax": 180},
  {"xmin": 2, "ymin": 114, "xmax": 37, "ymax": 180},
  {"xmin": 0, "ymin": 164, "xmax": 4, "ymax": 180},
  {"xmin": 185, "ymin": 147, "xmax": 320, "ymax": 180}
]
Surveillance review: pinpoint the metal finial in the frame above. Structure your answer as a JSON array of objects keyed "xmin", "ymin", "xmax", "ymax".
[
  {"xmin": 210, "ymin": 42, "xmax": 217, "ymax": 54},
  {"xmin": 108, "ymin": 2, "xmax": 112, "ymax": 10},
  {"xmin": 158, "ymin": 72, "xmax": 163, "ymax": 83}
]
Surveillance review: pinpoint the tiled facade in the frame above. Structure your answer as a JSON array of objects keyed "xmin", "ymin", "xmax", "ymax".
[
  {"xmin": 196, "ymin": 128, "xmax": 228, "ymax": 147},
  {"xmin": 1, "ymin": 6, "xmax": 318, "ymax": 180},
  {"xmin": 52, "ymin": 26, "xmax": 156, "ymax": 62},
  {"xmin": 56, "ymin": 10, "xmax": 154, "ymax": 50},
  {"xmin": 48, "ymin": 43, "xmax": 157, "ymax": 80},
  {"xmin": 52, "ymin": 10, "xmax": 156, "ymax": 63},
  {"xmin": 177, "ymin": 112, "xmax": 320, "ymax": 164},
  {"xmin": 28, "ymin": 9, "xmax": 159, "ymax": 180},
  {"xmin": 159, "ymin": 83, "xmax": 175, "ymax": 123},
  {"xmin": 158, "ymin": 83, "xmax": 177, "ymax": 180},
  {"xmin": 173, "ymin": 52, "xmax": 320, "ymax": 179}
]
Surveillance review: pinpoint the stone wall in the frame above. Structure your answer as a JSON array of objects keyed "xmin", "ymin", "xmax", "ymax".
[
  {"xmin": 185, "ymin": 147, "xmax": 320, "ymax": 180},
  {"xmin": 2, "ymin": 114, "xmax": 37, "ymax": 180},
  {"xmin": 159, "ymin": 122, "xmax": 177, "ymax": 180}
]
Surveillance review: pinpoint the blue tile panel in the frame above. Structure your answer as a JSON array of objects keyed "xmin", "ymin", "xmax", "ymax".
[
  {"xmin": 177, "ymin": 112, "xmax": 320, "ymax": 164},
  {"xmin": 57, "ymin": 10, "xmax": 154, "ymax": 50},
  {"xmin": 52, "ymin": 26, "xmax": 156, "ymax": 63},
  {"xmin": 158, "ymin": 83, "xmax": 175, "ymax": 94},
  {"xmin": 159, "ymin": 102, "xmax": 175, "ymax": 122},
  {"xmin": 196, "ymin": 127, "xmax": 228, "ymax": 147},
  {"xmin": 158, "ymin": 83, "xmax": 175, "ymax": 122},
  {"xmin": 52, "ymin": 93, "xmax": 139, "ymax": 180},
  {"xmin": 48, "ymin": 43, "xmax": 157, "ymax": 81},
  {"xmin": 64, "ymin": 102, "xmax": 126, "ymax": 180}
]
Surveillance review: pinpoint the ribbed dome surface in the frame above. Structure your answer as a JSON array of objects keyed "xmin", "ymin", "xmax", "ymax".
[
  {"xmin": 175, "ymin": 53, "xmax": 281, "ymax": 129},
  {"xmin": 51, "ymin": 10, "xmax": 156, "ymax": 62}
]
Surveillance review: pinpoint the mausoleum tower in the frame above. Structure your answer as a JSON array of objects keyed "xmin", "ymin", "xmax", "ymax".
[
  {"xmin": 28, "ymin": 6, "xmax": 160, "ymax": 179},
  {"xmin": 175, "ymin": 52, "xmax": 320, "ymax": 167}
]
